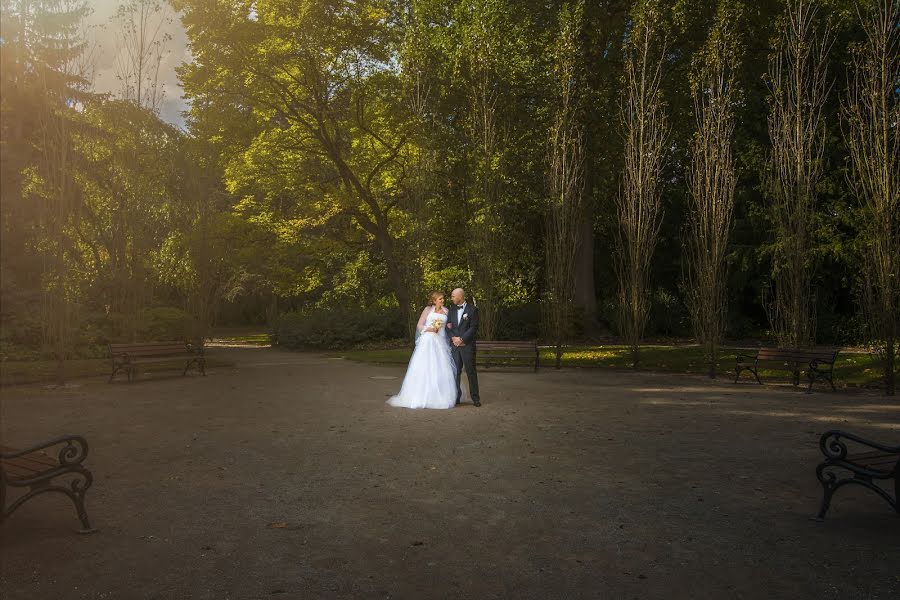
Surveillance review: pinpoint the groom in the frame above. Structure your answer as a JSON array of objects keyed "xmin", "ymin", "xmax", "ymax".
[{"xmin": 446, "ymin": 288, "xmax": 481, "ymax": 407}]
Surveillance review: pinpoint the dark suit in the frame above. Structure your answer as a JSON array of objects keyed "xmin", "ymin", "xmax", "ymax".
[{"xmin": 446, "ymin": 302, "xmax": 480, "ymax": 405}]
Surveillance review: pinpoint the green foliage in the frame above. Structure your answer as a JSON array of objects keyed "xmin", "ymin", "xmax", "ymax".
[
  {"xmin": 274, "ymin": 307, "xmax": 405, "ymax": 350},
  {"xmin": 133, "ymin": 307, "xmax": 202, "ymax": 342},
  {"xmin": 496, "ymin": 303, "xmax": 543, "ymax": 341}
]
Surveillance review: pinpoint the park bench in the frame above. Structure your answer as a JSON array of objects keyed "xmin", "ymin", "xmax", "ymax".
[
  {"xmin": 108, "ymin": 341, "xmax": 205, "ymax": 383},
  {"xmin": 478, "ymin": 341, "xmax": 539, "ymax": 372},
  {"xmin": 734, "ymin": 347, "xmax": 839, "ymax": 391},
  {"xmin": 813, "ymin": 430, "xmax": 899, "ymax": 521},
  {"xmin": 1, "ymin": 435, "xmax": 95, "ymax": 533}
]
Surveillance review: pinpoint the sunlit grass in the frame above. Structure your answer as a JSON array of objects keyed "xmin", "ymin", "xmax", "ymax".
[
  {"xmin": 337, "ymin": 344, "xmax": 888, "ymax": 388},
  {"xmin": 213, "ymin": 333, "xmax": 272, "ymax": 346}
]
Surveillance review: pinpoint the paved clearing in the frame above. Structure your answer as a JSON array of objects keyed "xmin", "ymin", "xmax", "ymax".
[{"xmin": 1, "ymin": 345, "xmax": 898, "ymax": 599}]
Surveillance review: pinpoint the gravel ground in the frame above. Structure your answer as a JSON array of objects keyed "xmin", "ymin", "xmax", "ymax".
[{"xmin": 1, "ymin": 345, "xmax": 898, "ymax": 600}]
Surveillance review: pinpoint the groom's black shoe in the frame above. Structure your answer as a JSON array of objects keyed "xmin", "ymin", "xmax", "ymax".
[{"xmin": 472, "ymin": 399, "xmax": 482, "ymax": 407}]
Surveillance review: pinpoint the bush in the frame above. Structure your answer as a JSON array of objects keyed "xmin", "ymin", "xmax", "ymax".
[
  {"xmin": 0, "ymin": 311, "xmax": 44, "ymax": 360},
  {"xmin": 648, "ymin": 288, "xmax": 690, "ymax": 338},
  {"xmin": 495, "ymin": 303, "xmax": 543, "ymax": 341},
  {"xmin": 274, "ymin": 306, "xmax": 404, "ymax": 350},
  {"xmin": 134, "ymin": 307, "xmax": 201, "ymax": 341}
]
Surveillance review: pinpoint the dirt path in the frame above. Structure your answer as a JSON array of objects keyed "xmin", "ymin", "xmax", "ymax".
[{"xmin": 1, "ymin": 345, "xmax": 898, "ymax": 599}]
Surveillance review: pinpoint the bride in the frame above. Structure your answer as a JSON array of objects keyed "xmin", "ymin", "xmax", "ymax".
[{"xmin": 387, "ymin": 291, "xmax": 458, "ymax": 409}]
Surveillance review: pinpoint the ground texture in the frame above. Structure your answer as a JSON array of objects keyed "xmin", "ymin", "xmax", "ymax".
[{"xmin": 1, "ymin": 345, "xmax": 898, "ymax": 599}]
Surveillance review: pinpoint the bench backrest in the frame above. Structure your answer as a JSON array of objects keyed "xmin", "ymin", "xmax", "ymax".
[
  {"xmin": 757, "ymin": 348, "xmax": 838, "ymax": 362},
  {"xmin": 109, "ymin": 342, "xmax": 190, "ymax": 357}
]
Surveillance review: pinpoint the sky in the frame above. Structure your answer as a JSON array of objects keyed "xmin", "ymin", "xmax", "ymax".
[{"xmin": 86, "ymin": 0, "xmax": 192, "ymax": 128}]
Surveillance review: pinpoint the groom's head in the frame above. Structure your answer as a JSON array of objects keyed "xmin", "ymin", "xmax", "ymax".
[{"xmin": 451, "ymin": 288, "xmax": 465, "ymax": 306}]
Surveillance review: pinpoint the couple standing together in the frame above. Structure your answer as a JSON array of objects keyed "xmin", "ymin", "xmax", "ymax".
[{"xmin": 387, "ymin": 288, "xmax": 481, "ymax": 409}]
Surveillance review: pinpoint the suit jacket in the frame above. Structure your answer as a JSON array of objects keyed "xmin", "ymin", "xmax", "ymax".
[{"xmin": 446, "ymin": 302, "xmax": 479, "ymax": 348}]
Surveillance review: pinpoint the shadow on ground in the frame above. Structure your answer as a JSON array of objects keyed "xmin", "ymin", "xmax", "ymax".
[{"xmin": 1, "ymin": 346, "xmax": 898, "ymax": 599}]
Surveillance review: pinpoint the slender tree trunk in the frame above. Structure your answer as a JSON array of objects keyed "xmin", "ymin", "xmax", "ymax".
[
  {"xmin": 765, "ymin": 0, "xmax": 831, "ymax": 348},
  {"xmin": 684, "ymin": 2, "xmax": 739, "ymax": 379},
  {"xmin": 573, "ymin": 216, "xmax": 597, "ymax": 331},
  {"xmin": 614, "ymin": 0, "xmax": 669, "ymax": 369},
  {"xmin": 545, "ymin": 1, "xmax": 586, "ymax": 370}
]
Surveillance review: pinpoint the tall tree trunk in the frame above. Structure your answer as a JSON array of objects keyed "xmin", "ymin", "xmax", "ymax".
[{"xmin": 573, "ymin": 216, "xmax": 597, "ymax": 332}]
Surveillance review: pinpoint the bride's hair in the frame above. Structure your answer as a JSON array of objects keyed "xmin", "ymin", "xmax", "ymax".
[{"xmin": 427, "ymin": 291, "xmax": 443, "ymax": 306}]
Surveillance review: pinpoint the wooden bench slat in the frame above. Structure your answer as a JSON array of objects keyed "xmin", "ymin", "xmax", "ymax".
[
  {"xmin": 851, "ymin": 450, "xmax": 896, "ymax": 460},
  {"xmin": 1, "ymin": 446, "xmax": 58, "ymax": 468},
  {"xmin": 110, "ymin": 342, "xmax": 188, "ymax": 348},
  {"xmin": 757, "ymin": 354, "xmax": 836, "ymax": 361},
  {"xmin": 1, "ymin": 457, "xmax": 44, "ymax": 472},
  {"xmin": 2, "ymin": 464, "xmax": 37, "ymax": 480},
  {"xmin": 859, "ymin": 459, "xmax": 900, "ymax": 471},
  {"xmin": 128, "ymin": 348, "xmax": 194, "ymax": 359},
  {"xmin": 757, "ymin": 352, "xmax": 836, "ymax": 359},
  {"xmin": 851, "ymin": 451, "xmax": 900, "ymax": 470},
  {"xmin": 110, "ymin": 347, "xmax": 190, "ymax": 354},
  {"xmin": 2, "ymin": 459, "xmax": 45, "ymax": 473},
  {"xmin": 480, "ymin": 345, "xmax": 537, "ymax": 349},
  {"xmin": 4, "ymin": 454, "xmax": 57, "ymax": 471}
]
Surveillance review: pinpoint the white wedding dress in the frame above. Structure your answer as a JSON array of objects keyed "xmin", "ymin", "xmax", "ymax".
[{"xmin": 387, "ymin": 307, "xmax": 458, "ymax": 409}]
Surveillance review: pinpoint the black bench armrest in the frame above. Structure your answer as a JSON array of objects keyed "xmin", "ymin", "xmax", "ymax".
[
  {"xmin": 0, "ymin": 435, "xmax": 89, "ymax": 466},
  {"xmin": 809, "ymin": 356, "xmax": 836, "ymax": 368},
  {"xmin": 186, "ymin": 341, "xmax": 205, "ymax": 355},
  {"xmin": 819, "ymin": 430, "xmax": 900, "ymax": 460},
  {"xmin": 735, "ymin": 351, "xmax": 758, "ymax": 362}
]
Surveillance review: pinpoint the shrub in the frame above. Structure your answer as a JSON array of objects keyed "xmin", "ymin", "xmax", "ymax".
[
  {"xmin": 134, "ymin": 307, "xmax": 201, "ymax": 342},
  {"xmin": 496, "ymin": 303, "xmax": 543, "ymax": 341},
  {"xmin": 274, "ymin": 306, "xmax": 404, "ymax": 350}
]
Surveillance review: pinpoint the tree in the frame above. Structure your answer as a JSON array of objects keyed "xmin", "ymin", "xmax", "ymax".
[
  {"xmin": 7, "ymin": 0, "xmax": 93, "ymax": 381},
  {"xmin": 844, "ymin": 0, "xmax": 899, "ymax": 395},
  {"xmin": 74, "ymin": 99, "xmax": 182, "ymax": 340},
  {"xmin": 112, "ymin": 0, "xmax": 173, "ymax": 114},
  {"xmin": 579, "ymin": 0, "xmax": 629, "ymax": 336},
  {"xmin": 544, "ymin": 0, "xmax": 586, "ymax": 369},
  {"xmin": 175, "ymin": 0, "xmax": 416, "ymax": 329},
  {"xmin": 397, "ymin": 2, "xmax": 435, "ymax": 340},
  {"xmin": 615, "ymin": 0, "xmax": 670, "ymax": 368},
  {"xmin": 455, "ymin": 0, "xmax": 525, "ymax": 340},
  {"xmin": 764, "ymin": 0, "xmax": 832, "ymax": 348},
  {"xmin": 684, "ymin": 1, "xmax": 740, "ymax": 378}
]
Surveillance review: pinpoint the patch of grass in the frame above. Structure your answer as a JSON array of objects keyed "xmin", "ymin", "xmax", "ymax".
[
  {"xmin": 338, "ymin": 344, "xmax": 887, "ymax": 388},
  {"xmin": 214, "ymin": 333, "xmax": 272, "ymax": 346},
  {"xmin": 1, "ymin": 356, "xmax": 234, "ymax": 386}
]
